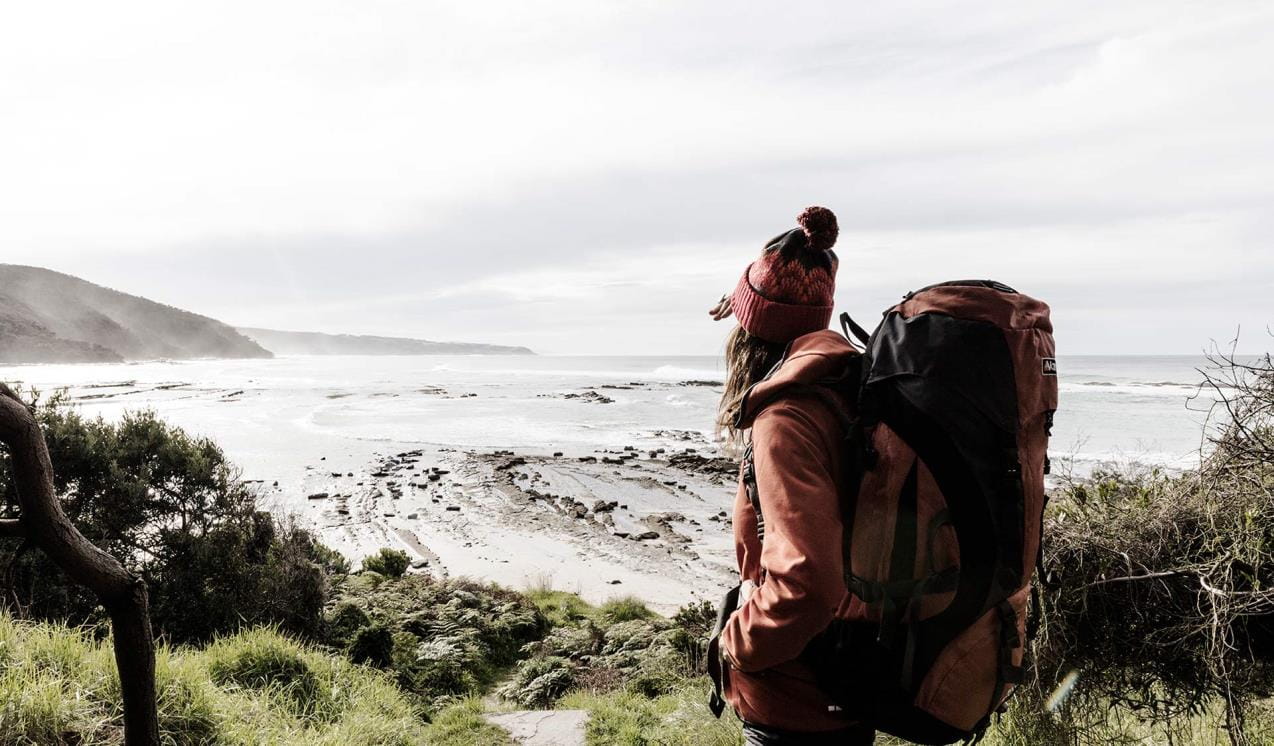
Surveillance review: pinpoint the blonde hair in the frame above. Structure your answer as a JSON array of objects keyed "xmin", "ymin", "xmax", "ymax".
[{"xmin": 716, "ymin": 325, "xmax": 785, "ymax": 454}]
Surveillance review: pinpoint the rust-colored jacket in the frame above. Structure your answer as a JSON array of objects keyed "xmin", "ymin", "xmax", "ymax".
[{"xmin": 721, "ymin": 330, "xmax": 860, "ymax": 731}]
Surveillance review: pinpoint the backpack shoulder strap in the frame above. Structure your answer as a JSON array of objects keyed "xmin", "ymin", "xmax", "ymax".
[
  {"xmin": 740, "ymin": 378, "xmax": 855, "ymax": 546},
  {"xmin": 742, "ymin": 442, "xmax": 763, "ymax": 543}
]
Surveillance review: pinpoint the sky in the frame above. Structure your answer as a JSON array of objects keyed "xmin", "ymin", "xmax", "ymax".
[{"xmin": 2, "ymin": 1, "xmax": 1271, "ymax": 355}]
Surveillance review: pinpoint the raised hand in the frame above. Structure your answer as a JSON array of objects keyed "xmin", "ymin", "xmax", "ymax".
[{"xmin": 708, "ymin": 293, "xmax": 733, "ymax": 321}]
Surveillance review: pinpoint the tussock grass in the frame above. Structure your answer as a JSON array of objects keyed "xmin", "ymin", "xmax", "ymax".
[
  {"xmin": 0, "ymin": 613, "xmax": 427, "ymax": 745},
  {"xmin": 524, "ymin": 588, "xmax": 594, "ymax": 627},
  {"xmin": 597, "ymin": 596, "xmax": 656, "ymax": 625}
]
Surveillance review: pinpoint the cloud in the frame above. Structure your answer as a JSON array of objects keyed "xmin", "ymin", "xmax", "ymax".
[{"xmin": 1, "ymin": 1, "xmax": 1270, "ymax": 353}]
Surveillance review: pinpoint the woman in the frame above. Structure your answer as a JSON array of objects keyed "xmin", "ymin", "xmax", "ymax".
[{"xmin": 709, "ymin": 206, "xmax": 873, "ymax": 745}]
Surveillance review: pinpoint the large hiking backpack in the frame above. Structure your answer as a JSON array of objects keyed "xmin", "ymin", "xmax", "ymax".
[{"xmin": 717, "ymin": 280, "xmax": 1056, "ymax": 745}]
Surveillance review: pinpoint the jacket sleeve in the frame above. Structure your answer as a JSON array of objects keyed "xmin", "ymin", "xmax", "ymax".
[{"xmin": 721, "ymin": 402, "xmax": 845, "ymax": 672}]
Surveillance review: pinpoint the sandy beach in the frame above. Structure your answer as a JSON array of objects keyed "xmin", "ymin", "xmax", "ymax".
[{"xmin": 269, "ymin": 439, "xmax": 740, "ymax": 613}]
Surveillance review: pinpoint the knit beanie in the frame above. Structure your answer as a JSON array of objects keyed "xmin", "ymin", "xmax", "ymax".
[{"xmin": 730, "ymin": 206, "xmax": 839, "ymax": 344}]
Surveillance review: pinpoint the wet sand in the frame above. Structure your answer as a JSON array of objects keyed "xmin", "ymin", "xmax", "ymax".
[{"xmin": 276, "ymin": 443, "xmax": 739, "ymax": 612}]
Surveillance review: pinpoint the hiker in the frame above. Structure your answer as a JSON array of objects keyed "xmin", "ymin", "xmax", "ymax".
[
  {"xmin": 705, "ymin": 209, "xmax": 1057, "ymax": 746},
  {"xmin": 707, "ymin": 206, "xmax": 874, "ymax": 745}
]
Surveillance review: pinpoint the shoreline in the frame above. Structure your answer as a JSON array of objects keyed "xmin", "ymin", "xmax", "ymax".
[{"xmin": 262, "ymin": 441, "xmax": 741, "ymax": 614}]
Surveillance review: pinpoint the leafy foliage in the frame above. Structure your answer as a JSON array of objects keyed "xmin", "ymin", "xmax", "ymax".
[
  {"xmin": 321, "ymin": 573, "xmax": 547, "ymax": 708},
  {"xmin": 0, "ymin": 391, "xmax": 336, "ymax": 643},
  {"xmin": 495, "ymin": 655, "xmax": 576, "ymax": 707},
  {"xmin": 362, "ymin": 548, "xmax": 410, "ymax": 578}
]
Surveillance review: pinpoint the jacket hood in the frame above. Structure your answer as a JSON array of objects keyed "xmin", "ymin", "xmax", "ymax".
[{"xmin": 735, "ymin": 330, "xmax": 859, "ymax": 429}]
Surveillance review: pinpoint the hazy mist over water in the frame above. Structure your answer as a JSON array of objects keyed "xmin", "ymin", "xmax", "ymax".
[{"xmin": 1, "ymin": 353, "xmax": 1219, "ymax": 480}]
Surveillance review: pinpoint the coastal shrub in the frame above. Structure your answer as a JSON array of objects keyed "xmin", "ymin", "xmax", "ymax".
[
  {"xmin": 398, "ymin": 634, "xmax": 482, "ymax": 698},
  {"xmin": 671, "ymin": 600, "xmax": 715, "ymax": 639},
  {"xmin": 0, "ymin": 392, "xmax": 338, "ymax": 644},
  {"xmin": 666, "ymin": 601, "xmax": 716, "ymax": 675},
  {"xmin": 362, "ymin": 547, "xmax": 410, "ymax": 577},
  {"xmin": 323, "ymin": 573, "xmax": 547, "ymax": 706},
  {"xmin": 150, "ymin": 513, "xmax": 333, "ymax": 642},
  {"xmin": 502, "ymin": 591, "xmax": 696, "ymax": 706},
  {"xmin": 525, "ymin": 621, "xmax": 604, "ymax": 660},
  {"xmin": 323, "ymin": 601, "xmax": 371, "ymax": 645},
  {"xmin": 348, "ymin": 623, "xmax": 395, "ymax": 668},
  {"xmin": 1025, "ymin": 349, "xmax": 1274, "ymax": 742},
  {"xmin": 496, "ymin": 655, "xmax": 576, "ymax": 707},
  {"xmin": 601, "ymin": 618, "xmax": 671, "ymax": 655}
]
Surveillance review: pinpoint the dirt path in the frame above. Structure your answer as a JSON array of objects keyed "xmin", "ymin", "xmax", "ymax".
[{"xmin": 484, "ymin": 710, "xmax": 588, "ymax": 745}]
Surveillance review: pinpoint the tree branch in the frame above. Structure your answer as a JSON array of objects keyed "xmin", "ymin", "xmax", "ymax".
[{"xmin": 0, "ymin": 382, "xmax": 158, "ymax": 745}]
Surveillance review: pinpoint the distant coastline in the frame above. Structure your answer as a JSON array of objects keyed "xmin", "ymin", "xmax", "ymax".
[
  {"xmin": 237, "ymin": 327, "xmax": 533, "ymax": 356},
  {"xmin": 0, "ymin": 264, "xmax": 533, "ymax": 364}
]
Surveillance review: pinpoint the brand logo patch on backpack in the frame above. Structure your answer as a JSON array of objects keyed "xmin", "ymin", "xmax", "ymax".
[{"xmin": 1042, "ymin": 357, "xmax": 1058, "ymax": 376}]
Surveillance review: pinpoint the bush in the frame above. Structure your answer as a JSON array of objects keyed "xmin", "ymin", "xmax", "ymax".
[
  {"xmin": 348, "ymin": 624, "xmax": 394, "ymax": 668},
  {"xmin": 362, "ymin": 548, "xmax": 410, "ymax": 578},
  {"xmin": 322, "ymin": 574, "xmax": 547, "ymax": 706},
  {"xmin": 496, "ymin": 655, "xmax": 576, "ymax": 707},
  {"xmin": 0, "ymin": 392, "xmax": 338, "ymax": 644},
  {"xmin": 672, "ymin": 600, "xmax": 716, "ymax": 639},
  {"xmin": 1025, "ymin": 349, "xmax": 1274, "ymax": 742},
  {"xmin": 324, "ymin": 601, "xmax": 371, "ymax": 645}
]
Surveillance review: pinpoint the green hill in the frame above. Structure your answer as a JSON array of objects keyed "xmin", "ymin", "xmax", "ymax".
[{"xmin": 0, "ymin": 264, "xmax": 271, "ymax": 364}]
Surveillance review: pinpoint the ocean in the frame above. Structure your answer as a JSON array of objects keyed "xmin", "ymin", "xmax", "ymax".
[{"xmin": 0, "ymin": 353, "xmax": 1217, "ymax": 479}]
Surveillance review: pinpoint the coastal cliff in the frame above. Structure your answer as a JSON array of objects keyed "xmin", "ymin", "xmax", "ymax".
[{"xmin": 0, "ymin": 264, "xmax": 271, "ymax": 364}]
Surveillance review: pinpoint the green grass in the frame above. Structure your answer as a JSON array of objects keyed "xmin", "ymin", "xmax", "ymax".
[
  {"xmin": 560, "ymin": 684, "xmax": 741, "ymax": 746},
  {"xmin": 524, "ymin": 588, "xmax": 595, "ymax": 627},
  {"xmin": 9, "ymin": 582, "xmax": 1270, "ymax": 746},
  {"xmin": 524, "ymin": 589, "xmax": 655, "ymax": 628},
  {"xmin": 0, "ymin": 613, "xmax": 428, "ymax": 745},
  {"xmin": 596, "ymin": 597, "xmax": 656, "ymax": 625},
  {"xmin": 421, "ymin": 697, "xmax": 513, "ymax": 746}
]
